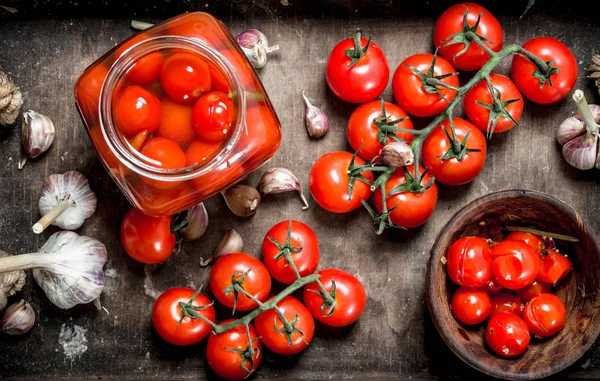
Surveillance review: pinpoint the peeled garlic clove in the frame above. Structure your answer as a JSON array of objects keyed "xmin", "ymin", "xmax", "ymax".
[
  {"xmin": 236, "ymin": 29, "xmax": 279, "ymax": 69},
  {"xmin": 259, "ymin": 167, "xmax": 309, "ymax": 210},
  {"xmin": 557, "ymin": 117, "xmax": 586, "ymax": 146},
  {"xmin": 1, "ymin": 299, "xmax": 35, "ymax": 335},
  {"xmin": 562, "ymin": 132, "xmax": 598, "ymax": 170},
  {"xmin": 222, "ymin": 184, "xmax": 261, "ymax": 217},
  {"xmin": 200, "ymin": 228, "xmax": 243, "ymax": 267},
  {"xmin": 19, "ymin": 110, "xmax": 56, "ymax": 169},
  {"xmin": 380, "ymin": 141, "xmax": 414, "ymax": 167},
  {"xmin": 180, "ymin": 202, "xmax": 209, "ymax": 241},
  {"xmin": 302, "ymin": 92, "xmax": 329, "ymax": 139},
  {"xmin": 34, "ymin": 171, "xmax": 97, "ymax": 234}
]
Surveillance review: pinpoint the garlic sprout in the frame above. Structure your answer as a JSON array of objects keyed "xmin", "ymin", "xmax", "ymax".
[
  {"xmin": 0, "ymin": 231, "xmax": 107, "ymax": 309},
  {"xmin": 33, "ymin": 171, "xmax": 97, "ymax": 234},
  {"xmin": 0, "ymin": 250, "xmax": 26, "ymax": 310}
]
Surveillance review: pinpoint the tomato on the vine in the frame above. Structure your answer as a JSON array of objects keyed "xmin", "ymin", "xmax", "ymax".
[
  {"xmin": 511, "ymin": 37, "xmax": 577, "ymax": 104},
  {"xmin": 346, "ymin": 99, "xmax": 414, "ymax": 161},
  {"xmin": 192, "ymin": 91, "xmax": 234, "ymax": 142},
  {"xmin": 325, "ymin": 32, "xmax": 389, "ymax": 103},
  {"xmin": 206, "ymin": 320, "xmax": 262, "ymax": 381},
  {"xmin": 156, "ymin": 99, "xmax": 195, "ymax": 146},
  {"xmin": 522, "ymin": 293, "xmax": 566, "ymax": 338},
  {"xmin": 152, "ymin": 288, "xmax": 215, "ymax": 346},
  {"xmin": 445, "ymin": 236, "xmax": 492, "ymax": 288},
  {"xmin": 464, "ymin": 74, "xmax": 524, "ymax": 136},
  {"xmin": 433, "ymin": 2, "xmax": 503, "ymax": 71},
  {"xmin": 303, "ymin": 268, "xmax": 366, "ymax": 327},
  {"xmin": 309, "ymin": 151, "xmax": 374, "ymax": 213},
  {"xmin": 262, "ymin": 220, "xmax": 319, "ymax": 284},
  {"xmin": 113, "ymin": 85, "xmax": 162, "ymax": 136},
  {"xmin": 120, "ymin": 208, "xmax": 176, "ymax": 264},
  {"xmin": 255, "ymin": 296, "xmax": 315, "ymax": 355},
  {"xmin": 451, "ymin": 287, "xmax": 491, "ymax": 325},
  {"xmin": 161, "ymin": 52, "xmax": 211, "ymax": 104},
  {"xmin": 537, "ymin": 249, "xmax": 573, "ymax": 285},
  {"xmin": 372, "ymin": 165, "xmax": 438, "ymax": 229},
  {"xmin": 491, "ymin": 240, "xmax": 540, "ymax": 290},
  {"xmin": 126, "ymin": 52, "xmax": 164, "ymax": 85},
  {"xmin": 515, "ymin": 280, "xmax": 552, "ymax": 303},
  {"xmin": 392, "ymin": 53, "xmax": 459, "ymax": 118},
  {"xmin": 422, "ymin": 118, "xmax": 487, "ymax": 186},
  {"xmin": 489, "ymin": 292, "xmax": 524, "ymax": 318},
  {"xmin": 486, "ymin": 312, "xmax": 531, "ymax": 358},
  {"xmin": 209, "ymin": 252, "xmax": 271, "ymax": 311}
]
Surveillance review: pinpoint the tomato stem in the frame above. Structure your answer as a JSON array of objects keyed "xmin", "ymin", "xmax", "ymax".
[{"xmin": 505, "ymin": 226, "xmax": 579, "ymax": 242}]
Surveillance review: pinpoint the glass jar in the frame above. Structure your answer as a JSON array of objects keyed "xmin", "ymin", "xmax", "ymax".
[{"xmin": 74, "ymin": 12, "xmax": 281, "ymax": 216}]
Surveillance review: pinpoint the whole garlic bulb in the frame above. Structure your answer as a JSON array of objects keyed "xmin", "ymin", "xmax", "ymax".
[{"xmin": 235, "ymin": 29, "xmax": 279, "ymax": 69}]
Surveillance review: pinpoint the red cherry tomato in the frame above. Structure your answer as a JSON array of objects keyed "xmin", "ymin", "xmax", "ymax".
[
  {"xmin": 303, "ymin": 268, "xmax": 366, "ymax": 327},
  {"xmin": 191, "ymin": 91, "xmax": 234, "ymax": 142},
  {"xmin": 505, "ymin": 231, "xmax": 545, "ymax": 253},
  {"xmin": 161, "ymin": 52, "xmax": 211, "ymax": 104},
  {"xmin": 486, "ymin": 312, "xmax": 531, "ymax": 358},
  {"xmin": 489, "ymin": 292, "xmax": 524, "ymax": 318},
  {"xmin": 207, "ymin": 61, "xmax": 231, "ymax": 92},
  {"xmin": 152, "ymin": 287, "xmax": 216, "ymax": 346},
  {"xmin": 511, "ymin": 37, "xmax": 577, "ymax": 104},
  {"xmin": 373, "ymin": 165, "xmax": 438, "ymax": 228},
  {"xmin": 537, "ymin": 249, "xmax": 573, "ymax": 286},
  {"xmin": 206, "ymin": 320, "xmax": 262, "ymax": 380},
  {"xmin": 464, "ymin": 74, "xmax": 524, "ymax": 135},
  {"xmin": 325, "ymin": 33, "xmax": 389, "ymax": 103},
  {"xmin": 422, "ymin": 118, "xmax": 487, "ymax": 186},
  {"xmin": 113, "ymin": 85, "xmax": 162, "ymax": 136},
  {"xmin": 515, "ymin": 280, "xmax": 552, "ymax": 303},
  {"xmin": 451, "ymin": 287, "xmax": 491, "ymax": 325},
  {"xmin": 483, "ymin": 279, "xmax": 504, "ymax": 296},
  {"xmin": 522, "ymin": 293, "xmax": 566, "ymax": 338},
  {"xmin": 434, "ymin": 2, "xmax": 503, "ymax": 71},
  {"xmin": 209, "ymin": 253, "xmax": 271, "ymax": 311},
  {"xmin": 126, "ymin": 52, "xmax": 164, "ymax": 85},
  {"xmin": 156, "ymin": 99, "xmax": 195, "ymax": 146},
  {"xmin": 445, "ymin": 236, "xmax": 492, "ymax": 288},
  {"xmin": 140, "ymin": 137, "xmax": 187, "ymax": 169},
  {"xmin": 491, "ymin": 240, "xmax": 541, "ymax": 290},
  {"xmin": 185, "ymin": 138, "xmax": 222, "ymax": 167},
  {"xmin": 120, "ymin": 208, "xmax": 175, "ymax": 264},
  {"xmin": 392, "ymin": 53, "xmax": 459, "ymax": 118},
  {"xmin": 254, "ymin": 296, "xmax": 315, "ymax": 355},
  {"xmin": 309, "ymin": 151, "xmax": 374, "ymax": 213},
  {"xmin": 75, "ymin": 63, "xmax": 108, "ymax": 112},
  {"xmin": 262, "ymin": 220, "xmax": 319, "ymax": 284},
  {"xmin": 346, "ymin": 100, "xmax": 414, "ymax": 162}
]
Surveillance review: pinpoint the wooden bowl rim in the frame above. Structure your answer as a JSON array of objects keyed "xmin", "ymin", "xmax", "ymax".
[{"xmin": 426, "ymin": 189, "xmax": 600, "ymax": 380}]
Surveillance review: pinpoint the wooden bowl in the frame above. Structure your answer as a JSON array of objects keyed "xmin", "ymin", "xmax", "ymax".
[{"xmin": 426, "ymin": 189, "xmax": 600, "ymax": 380}]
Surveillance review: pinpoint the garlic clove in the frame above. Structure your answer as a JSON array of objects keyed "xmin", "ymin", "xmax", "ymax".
[
  {"xmin": 557, "ymin": 117, "xmax": 586, "ymax": 146},
  {"xmin": 236, "ymin": 29, "xmax": 279, "ymax": 69},
  {"xmin": 562, "ymin": 132, "xmax": 598, "ymax": 170},
  {"xmin": 180, "ymin": 202, "xmax": 209, "ymax": 241},
  {"xmin": 222, "ymin": 184, "xmax": 261, "ymax": 217},
  {"xmin": 34, "ymin": 171, "xmax": 97, "ymax": 234},
  {"xmin": 0, "ymin": 250, "xmax": 26, "ymax": 310},
  {"xmin": 19, "ymin": 110, "xmax": 56, "ymax": 170},
  {"xmin": 200, "ymin": 228, "xmax": 243, "ymax": 267},
  {"xmin": 1, "ymin": 299, "xmax": 35, "ymax": 335},
  {"xmin": 380, "ymin": 141, "xmax": 414, "ymax": 167},
  {"xmin": 259, "ymin": 167, "xmax": 309, "ymax": 210},
  {"xmin": 302, "ymin": 92, "xmax": 329, "ymax": 139}
]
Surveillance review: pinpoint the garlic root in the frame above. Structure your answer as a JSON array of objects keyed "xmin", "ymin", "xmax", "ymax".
[{"xmin": 32, "ymin": 199, "xmax": 75, "ymax": 234}]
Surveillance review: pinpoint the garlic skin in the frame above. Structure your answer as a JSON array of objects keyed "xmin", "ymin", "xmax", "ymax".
[
  {"xmin": 200, "ymin": 228, "xmax": 243, "ymax": 267},
  {"xmin": 1, "ymin": 299, "xmax": 35, "ymax": 335},
  {"xmin": 180, "ymin": 202, "xmax": 209, "ymax": 241},
  {"xmin": 35, "ymin": 171, "xmax": 97, "ymax": 233},
  {"xmin": 236, "ymin": 29, "xmax": 279, "ymax": 69},
  {"xmin": 302, "ymin": 92, "xmax": 329, "ymax": 139},
  {"xmin": 259, "ymin": 167, "xmax": 309, "ymax": 210},
  {"xmin": 19, "ymin": 110, "xmax": 56, "ymax": 170},
  {"xmin": 380, "ymin": 141, "xmax": 414, "ymax": 167},
  {"xmin": 222, "ymin": 184, "xmax": 261, "ymax": 217},
  {"xmin": 557, "ymin": 117, "xmax": 586, "ymax": 146},
  {"xmin": 0, "ymin": 251, "xmax": 26, "ymax": 310}
]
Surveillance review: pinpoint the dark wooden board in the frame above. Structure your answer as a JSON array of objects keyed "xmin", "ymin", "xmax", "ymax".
[{"xmin": 0, "ymin": 0, "xmax": 599, "ymax": 380}]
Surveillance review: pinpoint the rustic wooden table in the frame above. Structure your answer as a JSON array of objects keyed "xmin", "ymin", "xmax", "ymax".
[{"xmin": 0, "ymin": 0, "xmax": 599, "ymax": 379}]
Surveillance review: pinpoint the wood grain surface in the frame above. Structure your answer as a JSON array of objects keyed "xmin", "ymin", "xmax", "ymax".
[{"xmin": 0, "ymin": 0, "xmax": 599, "ymax": 380}]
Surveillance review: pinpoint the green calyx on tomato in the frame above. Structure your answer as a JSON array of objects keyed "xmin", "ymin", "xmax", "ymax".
[
  {"xmin": 346, "ymin": 150, "xmax": 382, "ymax": 199},
  {"xmin": 406, "ymin": 53, "xmax": 459, "ymax": 97},
  {"xmin": 272, "ymin": 309, "xmax": 310, "ymax": 347},
  {"xmin": 344, "ymin": 31, "xmax": 372, "ymax": 68},
  {"xmin": 266, "ymin": 221, "xmax": 304, "ymax": 280},
  {"xmin": 176, "ymin": 287, "xmax": 216, "ymax": 326},
  {"xmin": 306, "ymin": 278, "xmax": 337, "ymax": 316},
  {"xmin": 439, "ymin": 10, "xmax": 491, "ymax": 59},
  {"xmin": 531, "ymin": 59, "xmax": 561, "ymax": 89},
  {"xmin": 475, "ymin": 78, "xmax": 521, "ymax": 138},
  {"xmin": 372, "ymin": 97, "xmax": 411, "ymax": 145},
  {"xmin": 225, "ymin": 324, "xmax": 262, "ymax": 375},
  {"xmin": 438, "ymin": 120, "xmax": 481, "ymax": 162},
  {"xmin": 222, "ymin": 268, "xmax": 262, "ymax": 315}
]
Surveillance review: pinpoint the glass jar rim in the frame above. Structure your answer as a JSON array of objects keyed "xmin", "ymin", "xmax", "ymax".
[{"xmin": 99, "ymin": 35, "xmax": 246, "ymax": 182}]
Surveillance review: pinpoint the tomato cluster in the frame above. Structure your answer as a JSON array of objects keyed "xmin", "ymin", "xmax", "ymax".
[
  {"xmin": 317, "ymin": 2, "xmax": 577, "ymax": 232},
  {"xmin": 444, "ymin": 231, "xmax": 572, "ymax": 358},
  {"xmin": 150, "ymin": 220, "xmax": 366, "ymax": 380}
]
